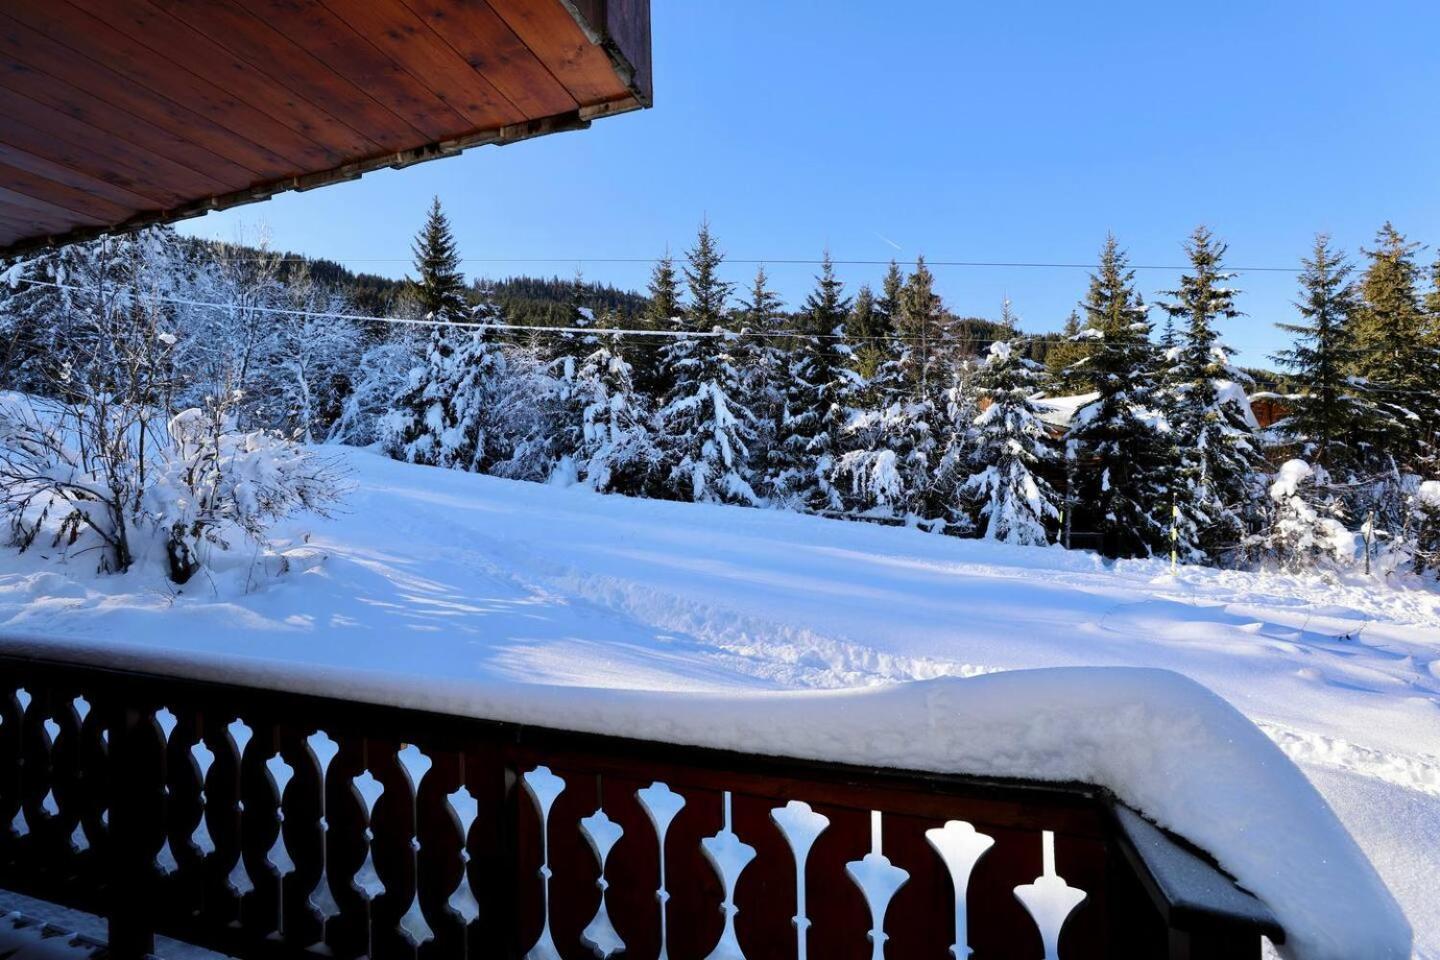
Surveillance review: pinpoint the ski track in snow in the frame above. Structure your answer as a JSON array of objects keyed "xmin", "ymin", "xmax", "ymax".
[{"xmin": 2, "ymin": 447, "xmax": 1438, "ymax": 954}]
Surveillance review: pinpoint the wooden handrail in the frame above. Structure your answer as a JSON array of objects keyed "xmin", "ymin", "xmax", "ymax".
[{"xmin": 0, "ymin": 651, "xmax": 1279, "ymax": 960}]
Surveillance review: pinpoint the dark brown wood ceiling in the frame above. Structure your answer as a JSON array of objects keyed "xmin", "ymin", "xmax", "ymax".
[{"xmin": 0, "ymin": 0, "xmax": 651, "ymax": 256}]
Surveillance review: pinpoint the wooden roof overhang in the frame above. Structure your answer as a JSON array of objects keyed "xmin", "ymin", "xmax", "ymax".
[{"xmin": 0, "ymin": 0, "xmax": 651, "ymax": 257}]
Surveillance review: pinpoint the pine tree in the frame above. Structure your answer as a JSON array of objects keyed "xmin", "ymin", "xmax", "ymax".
[
  {"xmin": 408, "ymin": 197, "xmax": 467, "ymax": 322},
  {"xmin": 1271, "ymin": 236, "xmax": 1371, "ymax": 471},
  {"xmin": 1352, "ymin": 223, "xmax": 1436, "ymax": 470},
  {"xmin": 1066, "ymin": 235, "xmax": 1171, "ymax": 558},
  {"xmin": 932, "ymin": 356, "xmax": 981, "ymax": 531},
  {"xmin": 633, "ymin": 251, "xmax": 682, "ymax": 396},
  {"xmin": 961, "ymin": 340, "xmax": 1060, "ymax": 545},
  {"xmin": 846, "ymin": 285, "xmax": 893, "ymax": 387},
  {"xmin": 384, "ymin": 302, "xmax": 508, "ymax": 472},
  {"xmin": 771, "ymin": 253, "xmax": 852, "ymax": 511},
  {"xmin": 1160, "ymin": 227, "xmax": 1267, "ymax": 564},
  {"xmin": 735, "ymin": 266, "xmax": 787, "ymax": 491},
  {"xmin": 574, "ymin": 324, "xmax": 659, "ymax": 495},
  {"xmin": 653, "ymin": 223, "xmax": 758, "ymax": 505},
  {"xmin": 896, "ymin": 256, "xmax": 944, "ymax": 398}
]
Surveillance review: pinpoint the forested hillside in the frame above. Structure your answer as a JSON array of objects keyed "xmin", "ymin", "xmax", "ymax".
[{"xmin": 3, "ymin": 200, "xmax": 1438, "ymax": 581}]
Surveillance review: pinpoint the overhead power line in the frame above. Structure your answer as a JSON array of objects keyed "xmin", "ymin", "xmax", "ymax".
[
  {"xmin": 176, "ymin": 254, "xmax": 1308, "ymax": 273},
  {"xmin": 14, "ymin": 277, "xmax": 1438, "ymax": 400}
]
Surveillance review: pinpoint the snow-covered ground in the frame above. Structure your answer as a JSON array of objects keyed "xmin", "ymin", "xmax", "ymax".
[{"xmin": 2, "ymin": 447, "xmax": 1436, "ymax": 956}]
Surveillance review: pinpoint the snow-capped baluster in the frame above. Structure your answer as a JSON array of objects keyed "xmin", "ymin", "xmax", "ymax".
[
  {"xmin": 445, "ymin": 786, "xmax": 480, "ymax": 924},
  {"xmin": 522, "ymin": 766, "xmax": 566, "ymax": 960},
  {"xmin": 700, "ymin": 791, "xmax": 755, "ymax": 960},
  {"xmin": 925, "ymin": 820, "xmax": 995, "ymax": 959},
  {"xmin": 1013, "ymin": 831, "xmax": 1086, "ymax": 960},
  {"xmin": 770, "ymin": 800, "xmax": 829, "ymax": 960},
  {"xmin": 845, "ymin": 811, "xmax": 910, "ymax": 960},
  {"xmin": 636, "ymin": 781, "xmax": 685, "ymax": 960},
  {"xmin": 579, "ymin": 809, "xmax": 625, "ymax": 958}
]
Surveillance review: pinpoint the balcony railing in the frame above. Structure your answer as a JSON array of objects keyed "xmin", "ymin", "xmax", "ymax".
[{"xmin": 0, "ymin": 651, "xmax": 1281, "ymax": 960}]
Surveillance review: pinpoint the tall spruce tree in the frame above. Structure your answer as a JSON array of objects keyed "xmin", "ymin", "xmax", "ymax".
[
  {"xmin": 962, "ymin": 340, "xmax": 1060, "ymax": 545},
  {"xmin": 1161, "ymin": 227, "xmax": 1267, "ymax": 564},
  {"xmin": 896, "ymin": 256, "xmax": 944, "ymax": 398},
  {"xmin": 1271, "ymin": 236, "xmax": 1371, "ymax": 472},
  {"xmin": 633, "ymin": 251, "xmax": 682, "ymax": 396},
  {"xmin": 653, "ymin": 222, "xmax": 758, "ymax": 505},
  {"xmin": 573, "ymin": 322, "xmax": 659, "ymax": 495},
  {"xmin": 1066, "ymin": 235, "xmax": 1170, "ymax": 558},
  {"xmin": 735, "ymin": 266, "xmax": 787, "ymax": 493},
  {"xmin": 1353, "ymin": 223, "xmax": 1436, "ymax": 469},
  {"xmin": 408, "ymin": 197, "xmax": 467, "ymax": 322},
  {"xmin": 771, "ymin": 253, "xmax": 852, "ymax": 511}
]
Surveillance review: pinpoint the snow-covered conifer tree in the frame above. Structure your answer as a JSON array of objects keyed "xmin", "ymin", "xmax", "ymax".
[
  {"xmin": 1066, "ymin": 235, "xmax": 1171, "ymax": 558},
  {"xmin": 734, "ymin": 266, "xmax": 786, "ymax": 492},
  {"xmin": 1160, "ymin": 227, "xmax": 1267, "ymax": 564},
  {"xmin": 573, "ymin": 327, "xmax": 659, "ymax": 495},
  {"xmin": 770, "ymin": 253, "xmax": 852, "ymax": 511},
  {"xmin": 961, "ymin": 340, "xmax": 1059, "ymax": 545},
  {"xmin": 1352, "ymin": 223, "xmax": 1436, "ymax": 471},
  {"xmin": 652, "ymin": 222, "xmax": 758, "ymax": 505},
  {"xmin": 1271, "ymin": 236, "xmax": 1374, "ymax": 473}
]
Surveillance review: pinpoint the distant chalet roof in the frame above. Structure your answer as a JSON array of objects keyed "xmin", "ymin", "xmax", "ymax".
[{"xmin": 0, "ymin": 0, "xmax": 651, "ymax": 257}]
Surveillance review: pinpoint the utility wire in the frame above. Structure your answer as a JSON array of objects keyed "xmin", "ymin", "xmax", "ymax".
[
  {"xmin": 13, "ymin": 277, "xmax": 1437, "ymax": 399},
  {"xmin": 173, "ymin": 254, "xmax": 1309, "ymax": 273}
]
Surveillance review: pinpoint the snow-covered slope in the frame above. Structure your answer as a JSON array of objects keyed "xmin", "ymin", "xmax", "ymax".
[{"xmin": 2, "ymin": 447, "xmax": 1436, "ymax": 956}]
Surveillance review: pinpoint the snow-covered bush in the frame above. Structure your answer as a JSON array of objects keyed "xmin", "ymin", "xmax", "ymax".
[
  {"xmin": 1256, "ymin": 460, "xmax": 1354, "ymax": 572},
  {"xmin": 0, "ymin": 395, "xmax": 341, "ymax": 584},
  {"xmin": 1413, "ymin": 480, "xmax": 1440, "ymax": 576}
]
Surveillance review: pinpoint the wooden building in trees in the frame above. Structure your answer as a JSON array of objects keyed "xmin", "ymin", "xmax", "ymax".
[{"xmin": 0, "ymin": 0, "xmax": 651, "ymax": 257}]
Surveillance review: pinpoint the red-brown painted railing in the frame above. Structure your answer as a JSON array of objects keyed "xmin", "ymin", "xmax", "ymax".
[{"xmin": 0, "ymin": 652, "xmax": 1280, "ymax": 960}]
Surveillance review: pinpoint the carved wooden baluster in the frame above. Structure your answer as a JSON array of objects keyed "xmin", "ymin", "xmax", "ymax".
[
  {"xmin": 147, "ymin": 708, "xmax": 181, "ymax": 879},
  {"xmin": 278, "ymin": 725, "xmax": 327, "ymax": 950},
  {"xmin": 370, "ymin": 742, "xmax": 431, "ymax": 958},
  {"xmin": 164, "ymin": 708, "xmax": 209, "ymax": 922},
  {"xmin": 201, "ymin": 716, "xmax": 248, "ymax": 928},
  {"xmin": 701, "ymin": 791, "xmax": 755, "ymax": 960},
  {"xmin": 521, "ymin": 765, "xmax": 566, "ymax": 960},
  {"xmin": 846, "ymin": 811, "xmax": 910, "ymax": 960},
  {"xmin": 51, "ymin": 694, "xmax": 89, "ymax": 866},
  {"xmin": 926, "ymin": 820, "xmax": 996, "ymax": 960},
  {"xmin": 416, "ymin": 748, "xmax": 467, "ymax": 958},
  {"xmin": 579, "ymin": 801, "xmax": 624, "ymax": 959},
  {"xmin": 107, "ymin": 699, "xmax": 169, "ymax": 959},
  {"xmin": 323, "ymin": 734, "xmax": 373, "ymax": 960},
  {"xmin": 771, "ymin": 800, "xmax": 830, "ymax": 960},
  {"xmin": 0, "ymin": 687, "xmax": 25, "ymax": 861},
  {"xmin": 466, "ymin": 743, "xmax": 516, "ymax": 958},
  {"xmin": 19, "ymin": 687, "xmax": 60, "ymax": 869},
  {"xmin": 304, "ymin": 731, "xmax": 342, "ymax": 939},
  {"xmin": 636, "ymin": 781, "xmax": 686, "ymax": 960},
  {"xmin": 1013, "ymin": 831, "xmax": 1086, "ymax": 960},
  {"xmin": 74, "ymin": 694, "xmax": 110, "ymax": 882},
  {"xmin": 238, "ymin": 717, "xmax": 284, "ymax": 942}
]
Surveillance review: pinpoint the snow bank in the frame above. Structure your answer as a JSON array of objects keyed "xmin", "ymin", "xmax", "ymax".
[{"xmin": 0, "ymin": 628, "xmax": 1409, "ymax": 959}]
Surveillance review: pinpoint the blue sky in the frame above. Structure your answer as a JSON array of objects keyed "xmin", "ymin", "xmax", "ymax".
[{"xmin": 178, "ymin": 1, "xmax": 1440, "ymax": 364}]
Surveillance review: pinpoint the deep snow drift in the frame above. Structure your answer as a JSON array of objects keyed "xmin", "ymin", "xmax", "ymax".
[{"xmin": 2, "ymin": 447, "xmax": 1436, "ymax": 957}]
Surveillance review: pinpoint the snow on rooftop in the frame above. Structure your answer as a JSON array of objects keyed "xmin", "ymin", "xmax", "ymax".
[
  {"xmin": 1033, "ymin": 391, "xmax": 1099, "ymax": 428},
  {"xmin": 0, "ymin": 447, "xmax": 1430, "ymax": 958}
]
